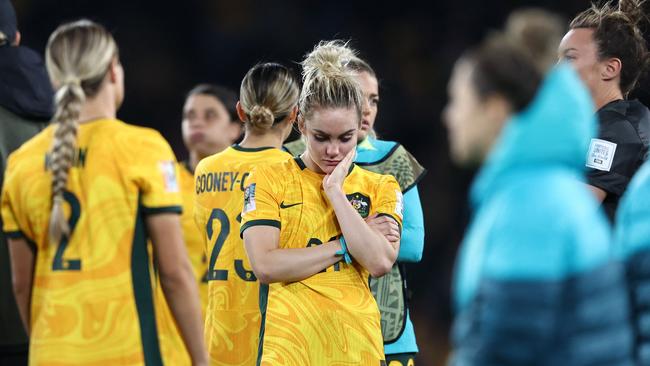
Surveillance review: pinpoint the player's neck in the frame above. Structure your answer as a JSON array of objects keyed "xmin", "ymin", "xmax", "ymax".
[
  {"xmin": 78, "ymin": 94, "xmax": 116, "ymax": 124},
  {"xmin": 594, "ymin": 85, "xmax": 624, "ymax": 111},
  {"xmin": 238, "ymin": 132, "xmax": 283, "ymax": 150}
]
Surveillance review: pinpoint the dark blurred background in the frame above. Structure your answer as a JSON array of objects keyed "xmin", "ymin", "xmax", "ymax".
[{"xmin": 12, "ymin": 1, "xmax": 650, "ymax": 365}]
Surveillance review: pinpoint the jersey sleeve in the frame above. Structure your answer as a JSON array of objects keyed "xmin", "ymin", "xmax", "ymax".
[
  {"xmin": 586, "ymin": 117, "xmax": 646, "ymax": 196},
  {"xmin": 1, "ymin": 153, "xmax": 26, "ymax": 239},
  {"xmin": 129, "ymin": 130, "xmax": 182, "ymax": 214},
  {"xmin": 240, "ymin": 165, "xmax": 282, "ymax": 237},
  {"xmin": 373, "ymin": 174, "xmax": 404, "ymax": 228},
  {"xmin": 193, "ymin": 159, "xmax": 210, "ymax": 237}
]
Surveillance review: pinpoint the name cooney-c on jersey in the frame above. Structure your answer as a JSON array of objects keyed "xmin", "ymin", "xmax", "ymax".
[
  {"xmin": 196, "ymin": 171, "xmax": 250, "ymax": 194},
  {"xmin": 44, "ymin": 147, "xmax": 88, "ymax": 171}
]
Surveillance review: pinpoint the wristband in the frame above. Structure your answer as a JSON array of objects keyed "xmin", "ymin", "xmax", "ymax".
[{"xmin": 336, "ymin": 236, "xmax": 352, "ymax": 264}]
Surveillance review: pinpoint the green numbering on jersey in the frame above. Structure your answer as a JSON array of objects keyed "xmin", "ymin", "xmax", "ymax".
[
  {"xmin": 204, "ymin": 209, "xmax": 257, "ymax": 282},
  {"xmin": 307, "ymin": 237, "xmax": 340, "ymax": 272},
  {"xmin": 52, "ymin": 191, "xmax": 82, "ymax": 271},
  {"xmin": 206, "ymin": 208, "xmax": 230, "ymax": 281}
]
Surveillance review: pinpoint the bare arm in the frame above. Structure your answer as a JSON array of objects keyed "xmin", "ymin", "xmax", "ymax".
[
  {"xmin": 146, "ymin": 213, "xmax": 207, "ymax": 366},
  {"xmin": 8, "ymin": 237, "xmax": 34, "ymax": 335},
  {"xmin": 587, "ymin": 184, "xmax": 607, "ymax": 202},
  {"xmin": 243, "ymin": 225, "xmax": 343, "ymax": 284},
  {"xmin": 323, "ymin": 151, "xmax": 400, "ymax": 277}
]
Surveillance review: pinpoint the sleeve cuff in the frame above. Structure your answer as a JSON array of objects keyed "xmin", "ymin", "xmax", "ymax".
[
  {"xmin": 586, "ymin": 172, "xmax": 630, "ymax": 196},
  {"xmin": 141, "ymin": 205, "xmax": 183, "ymax": 215},
  {"xmin": 4, "ymin": 230, "xmax": 25, "ymax": 239},
  {"xmin": 240, "ymin": 219, "xmax": 281, "ymax": 238},
  {"xmin": 376, "ymin": 213, "xmax": 403, "ymax": 232}
]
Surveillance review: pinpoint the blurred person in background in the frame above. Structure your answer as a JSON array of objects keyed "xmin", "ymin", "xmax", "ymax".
[
  {"xmin": 155, "ymin": 83, "xmax": 242, "ymax": 365},
  {"xmin": 1, "ymin": 19, "xmax": 207, "ymax": 365},
  {"xmin": 285, "ymin": 51, "xmax": 425, "ymax": 366},
  {"xmin": 615, "ymin": 149, "xmax": 650, "ymax": 365},
  {"xmin": 445, "ymin": 9, "xmax": 633, "ymax": 365},
  {"xmin": 180, "ymin": 83, "xmax": 241, "ymax": 316},
  {"xmin": 194, "ymin": 63, "xmax": 298, "ymax": 365},
  {"xmin": 559, "ymin": 0, "xmax": 650, "ymax": 223},
  {"xmin": 0, "ymin": 0, "xmax": 53, "ymax": 364}
]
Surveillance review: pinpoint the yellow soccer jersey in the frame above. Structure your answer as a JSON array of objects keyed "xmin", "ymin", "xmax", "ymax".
[
  {"xmin": 194, "ymin": 145, "xmax": 292, "ymax": 366},
  {"xmin": 240, "ymin": 157, "xmax": 403, "ymax": 366},
  {"xmin": 180, "ymin": 162, "xmax": 208, "ymax": 314},
  {"xmin": 1, "ymin": 118, "xmax": 183, "ymax": 366},
  {"xmin": 153, "ymin": 162, "xmax": 205, "ymax": 366}
]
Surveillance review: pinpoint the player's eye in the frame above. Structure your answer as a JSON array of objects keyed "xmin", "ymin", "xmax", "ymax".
[
  {"xmin": 340, "ymin": 135, "xmax": 353, "ymax": 143},
  {"xmin": 370, "ymin": 97, "xmax": 379, "ymax": 106},
  {"xmin": 205, "ymin": 111, "xmax": 217, "ymax": 120},
  {"xmin": 315, "ymin": 135, "xmax": 328, "ymax": 142}
]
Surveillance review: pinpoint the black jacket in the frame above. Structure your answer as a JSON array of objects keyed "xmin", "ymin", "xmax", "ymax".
[{"xmin": 0, "ymin": 45, "xmax": 53, "ymax": 121}]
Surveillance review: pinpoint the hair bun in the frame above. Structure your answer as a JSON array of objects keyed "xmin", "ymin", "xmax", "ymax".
[
  {"xmin": 301, "ymin": 40, "xmax": 358, "ymax": 86},
  {"xmin": 249, "ymin": 105, "xmax": 274, "ymax": 129},
  {"xmin": 505, "ymin": 8, "xmax": 565, "ymax": 74}
]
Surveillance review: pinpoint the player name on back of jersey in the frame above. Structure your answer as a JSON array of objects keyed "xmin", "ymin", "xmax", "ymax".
[
  {"xmin": 195, "ymin": 171, "xmax": 250, "ymax": 194},
  {"xmin": 44, "ymin": 147, "xmax": 88, "ymax": 171}
]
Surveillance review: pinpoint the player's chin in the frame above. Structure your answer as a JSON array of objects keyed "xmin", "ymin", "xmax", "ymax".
[{"xmin": 318, "ymin": 162, "xmax": 337, "ymax": 175}]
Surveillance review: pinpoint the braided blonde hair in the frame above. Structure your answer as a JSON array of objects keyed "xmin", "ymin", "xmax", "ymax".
[{"xmin": 45, "ymin": 19, "xmax": 118, "ymax": 243}]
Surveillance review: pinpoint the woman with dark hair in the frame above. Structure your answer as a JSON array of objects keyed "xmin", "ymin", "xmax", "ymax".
[
  {"xmin": 446, "ymin": 9, "xmax": 632, "ymax": 365},
  {"xmin": 559, "ymin": 0, "xmax": 650, "ymax": 222}
]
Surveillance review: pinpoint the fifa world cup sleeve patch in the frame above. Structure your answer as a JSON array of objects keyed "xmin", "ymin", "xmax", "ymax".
[
  {"xmin": 159, "ymin": 161, "xmax": 179, "ymax": 193},
  {"xmin": 243, "ymin": 183, "xmax": 256, "ymax": 213},
  {"xmin": 395, "ymin": 189, "xmax": 404, "ymax": 219},
  {"xmin": 586, "ymin": 138, "xmax": 617, "ymax": 172}
]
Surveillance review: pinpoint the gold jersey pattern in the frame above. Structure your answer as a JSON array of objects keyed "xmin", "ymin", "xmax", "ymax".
[
  {"xmin": 194, "ymin": 145, "xmax": 292, "ymax": 366},
  {"xmin": 1, "ymin": 119, "xmax": 182, "ymax": 366},
  {"xmin": 241, "ymin": 157, "xmax": 403, "ymax": 366},
  {"xmin": 180, "ymin": 162, "xmax": 208, "ymax": 315}
]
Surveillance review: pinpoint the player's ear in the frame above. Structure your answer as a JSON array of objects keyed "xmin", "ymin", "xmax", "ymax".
[
  {"xmin": 107, "ymin": 57, "xmax": 120, "ymax": 84},
  {"xmin": 236, "ymin": 101, "xmax": 248, "ymax": 123},
  {"xmin": 297, "ymin": 114, "xmax": 306, "ymax": 135}
]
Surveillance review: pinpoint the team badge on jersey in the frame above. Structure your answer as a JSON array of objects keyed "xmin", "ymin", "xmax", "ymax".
[
  {"xmin": 243, "ymin": 183, "xmax": 256, "ymax": 213},
  {"xmin": 159, "ymin": 161, "xmax": 179, "ymax": 193},
  {"xmin": 586, "ymin": 138, "xmax": 617, "ymax": 172},
  {"xmin": 346, "ymin": 192, "xmax": 370, "ymax": 218}
]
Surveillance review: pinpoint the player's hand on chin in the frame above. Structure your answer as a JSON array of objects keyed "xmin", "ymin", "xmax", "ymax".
[{"xmin": 322, "ymin": 149, "xmax": 355, "ymax": 196}]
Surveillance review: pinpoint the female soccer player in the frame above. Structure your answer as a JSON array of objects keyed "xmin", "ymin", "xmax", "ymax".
[
  {"xmin": 1, "ymin": 20, "xmax": 207, "ymax": 365},
  {"xmin": 181, "ymin": 83, "xmax": 241, "ymax": 314},
  {"xmin": 446, "ymin": 9, "xmax": 632, "ymax": 365},
  {"xmin": 153, "ymin": 84, "xmax": 242, "ymax": 365},
  {"xmin": 242, "ymin": 41, "xmax": 402, "ymax": 365},
  {"xmin": 559, "ymin": 0, "xmax": 650, "ymax": 222},
  {"xmin": 194, "ymin": 63, "xmax": 299, "ymax": 365},
  {"xmin": 284, "ymin": 54, "xmax": 425, "ymax": 365}
]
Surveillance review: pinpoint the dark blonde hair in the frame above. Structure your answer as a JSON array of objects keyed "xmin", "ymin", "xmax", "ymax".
[
  {"xmin": 45, "ymin": 19, "xmax": 118, "ymax": 243},
  {"xmin": 465, "ymin": 8, "xmax": 565, "ymax": 112},
  {"xmin": 299, "ymin": 40, "xmax": 364, "ymax": 123},
  {"xmin": 239, "ymin": 62, "xmax": 300, "ymax": 131},
  {"xmin": 570, "ymin": 0, "xmax": 650, "ymax": 95}
]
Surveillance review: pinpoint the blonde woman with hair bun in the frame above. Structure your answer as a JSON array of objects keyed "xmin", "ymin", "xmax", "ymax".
[
  {"xmin": 194, "ymin": 62, "xmax": 299, "ymax": 365},
  {"xmin": 241, "ymin": 40, "xmax": 403, "ymax": 364},
  {"xmin": 1, "ymin": 19, "xmax": 207, "ymax": 365}
]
